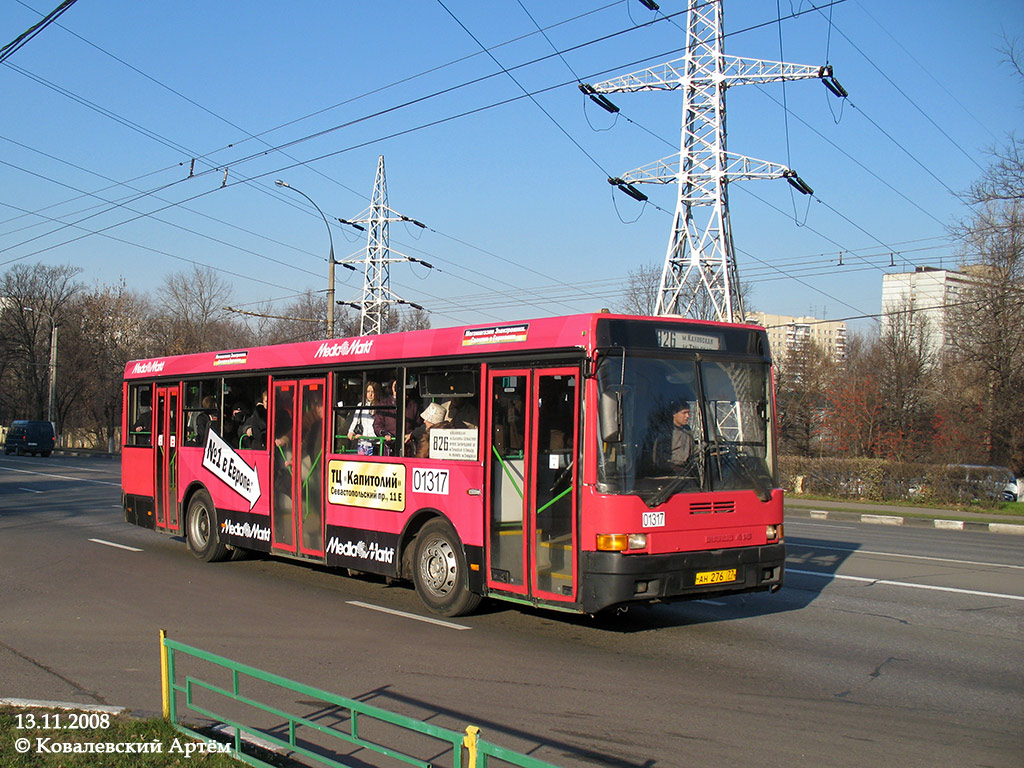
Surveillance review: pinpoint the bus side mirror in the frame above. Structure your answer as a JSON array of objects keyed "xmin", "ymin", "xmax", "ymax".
[{"xmin": 600, "ymin": 389, "xmax": 623, "ymax": 443}]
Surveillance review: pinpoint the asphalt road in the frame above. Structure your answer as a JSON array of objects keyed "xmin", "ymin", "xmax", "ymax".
[{"xmin": 1, "ymin": 455, "xmax": 1021, "ymax": 767}]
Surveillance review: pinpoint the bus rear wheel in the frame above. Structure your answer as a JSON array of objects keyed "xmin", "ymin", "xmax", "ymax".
[
  {"xmin": 412, "ymin": 519, "xmax": 481, "ymax": 617},
  {"xmin": 186, "ymin": 491, "xmax": 229, "ymax": 563}
]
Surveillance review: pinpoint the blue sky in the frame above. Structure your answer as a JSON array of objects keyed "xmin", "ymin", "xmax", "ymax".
[{"xmin": 1, "ymin": 0, "xmax": 1021, "ymax": 334}]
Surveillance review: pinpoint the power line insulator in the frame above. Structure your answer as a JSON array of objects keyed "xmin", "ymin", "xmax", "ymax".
[
  {"xmin": 784, "ymin": 171, "xmax": 814, "ymax": 196},
  {"xmin": 819, "ymin": 65, "xmax": 848, "ymax": 98},
  {"xmin": 578, "ymin": 82, "xmax": 619, "ymax": 113},
  {"xmin": 337, "ymin": 217, "xmax": 366, "ymax": 232},
  {"xmin": 608, "ymin": 177, "xmax": 648, "ymax": 202},
  {"xmin": 637, "ymin": 0, "xmax": 660, "ymax": 10}
]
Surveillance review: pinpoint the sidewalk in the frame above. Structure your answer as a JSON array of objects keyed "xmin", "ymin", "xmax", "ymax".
[{"xmin": 785, "ymin": 496, "xmax": 1024, "ymax": 535}]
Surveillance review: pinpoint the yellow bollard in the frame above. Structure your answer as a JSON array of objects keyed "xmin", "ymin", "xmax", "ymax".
[
  {"xmin": 159, "ymin": 629, "xmax": 170, "ymax": 719},
  {"xmin": 463, "ymin": 725, "xmax": 480, "ymax": 768}
]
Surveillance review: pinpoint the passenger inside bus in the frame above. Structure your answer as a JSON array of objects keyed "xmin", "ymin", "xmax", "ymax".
[
  {"xmin": 241, "ymin": 390, "xmax": 268, "ymax": 450},
  {"xmin": 375, "ymin": 377, "xmax": 420, "ymax": 456},
  {"xmin": 130, "ymin": 389, "xmax": 152, "ymax": 446},
  {"xmin": 195, "ymin": 395, "xmax": 220, "ymax": 444},
  {"xmin": 272, "ymin": 407, "xmax": 293, "ymax": 539},
  {"xmin": 409, "ymin": 402, "xmax": 451, "ymax": 458},
  {"xmin": 223, "ymin": 400, "xmax": 249, "ymax": 448},
  {"xmin": 300, "ymin": 390, "xmax": 324, "ymax": 548},
  {"xmin": 347, "ymin": 380, "xmax": 381, "ymax": 455},
  {"xmin": 445, "ymin": 396, "xmax": 479, "ymax": 429}
]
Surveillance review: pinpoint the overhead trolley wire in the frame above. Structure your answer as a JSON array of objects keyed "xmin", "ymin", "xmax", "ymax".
[{"xmin": 0, "ymin": 0, "xmax": 80, "ymax": 63}]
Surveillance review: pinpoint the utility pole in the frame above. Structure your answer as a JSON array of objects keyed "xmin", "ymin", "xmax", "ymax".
[
  {"xmin": 584, "ymin": 0, "xmax": 845, "ymax": 322},
  {"xmin": 338, "ymin": 156, "xmax": 431, "ymax": 335}
]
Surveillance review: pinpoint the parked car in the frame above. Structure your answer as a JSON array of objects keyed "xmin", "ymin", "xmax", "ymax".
[
  {"xmin": 949, "ymin": 465, "xmax": 1015, "ymax": 502},
  {"xmin": 3, "ymin": 420, "xmax": 57, "ymax": 457},
  {"xmin": 1005, "ymin": 476, "xmax": 1022, "ymax": 503}
]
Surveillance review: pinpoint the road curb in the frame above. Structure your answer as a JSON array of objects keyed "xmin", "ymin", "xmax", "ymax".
[
  {"xmin": 789, "ymin": 508, "xmax": 1024, "ymax": 535},
  {"xmin": 0, "ymin": 698, "xmax": 126, "ymax": 714}
]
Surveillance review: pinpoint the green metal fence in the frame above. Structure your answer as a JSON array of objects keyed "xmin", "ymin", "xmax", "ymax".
[{"xmin": 160, "ymin": 631, "xmax": 559, "ymax": 768}]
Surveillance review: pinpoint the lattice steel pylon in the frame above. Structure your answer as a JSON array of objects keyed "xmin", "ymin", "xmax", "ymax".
[
  {"xmin": 340, "ymin": 155, "xmax": 428, "ymax": 336},
  {"xmin": 584, "ymin": 0, "xmax": 844, "ymax": 322}
]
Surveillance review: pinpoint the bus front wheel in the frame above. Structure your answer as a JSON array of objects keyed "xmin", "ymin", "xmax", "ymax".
[
  {"xmin": 412, "ymin": 519, "xmax": 481, "ymax": 617},
  {"xmin": 186, "ymin": 491, "xmax": 229, "ymax": 563}
]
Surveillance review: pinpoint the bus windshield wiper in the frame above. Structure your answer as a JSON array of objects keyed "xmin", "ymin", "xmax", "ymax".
[
  {"xmin": 712, "ymin": 442, "xmax": 772, "ymax": 502},
  {"xmin": 644, "ymin": 460, "xmax": 698, "ymax": 508}
]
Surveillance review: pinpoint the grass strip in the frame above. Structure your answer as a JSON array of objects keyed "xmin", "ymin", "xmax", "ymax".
[{"xmin": 0, "ymin": 706, "xmax": 242, "ymax": 768}]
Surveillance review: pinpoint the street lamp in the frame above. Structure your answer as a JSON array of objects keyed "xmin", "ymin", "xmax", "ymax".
[
  {"xmin": 23, "ymin": 306, "xmax": 58, "ymax": 424},
  {"xmin": 275, "ymin": 180, "xmax": 337, "ymax": 339}
]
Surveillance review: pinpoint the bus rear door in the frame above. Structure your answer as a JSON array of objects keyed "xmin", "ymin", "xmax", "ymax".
[
  {"xmin": 153, "ymin": 385, "xmax": 180, "ymax": 532},
  {"xmin": 486, "ymin": 367, "xmax": 579, "ymax": 605}
]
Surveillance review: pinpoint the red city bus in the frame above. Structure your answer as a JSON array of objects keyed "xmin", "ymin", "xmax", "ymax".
[{"xmin": 121, "ymin": 313, "xmax": 784, "ymax": 616}]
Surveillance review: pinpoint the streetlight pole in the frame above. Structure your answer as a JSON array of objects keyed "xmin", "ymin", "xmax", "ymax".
[
  {"xmin": 275, "ymin": 180, "xmax": 336, "ymax": 339},
  {"xmin": 23, "ymin": 306, "xmax": 58, "ymax": 424},
  {"xmin": 47, "ymin": 321, "xmax": 57, "ymax": 423}
]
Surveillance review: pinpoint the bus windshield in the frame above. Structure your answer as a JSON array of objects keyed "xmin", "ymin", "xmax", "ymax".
[{"xmin": 596, "ymin": 352, "xmax": 775, "ymax": 506}]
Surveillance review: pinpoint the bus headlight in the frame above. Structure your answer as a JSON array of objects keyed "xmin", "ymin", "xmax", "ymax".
[
  {"xmin": 766, "ymin": 524, "xmax": 783, "ymax": 541},
  {"xmin": 627, "ymin": 533, "xmax": 647, "ymax": 550}
]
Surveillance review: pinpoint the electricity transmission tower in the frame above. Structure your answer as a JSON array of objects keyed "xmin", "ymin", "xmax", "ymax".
[
  {"xmin": 339, "ymin": 155, "xmax": 431, "ymax": 336},
  {"xmin": 583, "ymin": 0, "xmax": 845, "ymax": 322}
]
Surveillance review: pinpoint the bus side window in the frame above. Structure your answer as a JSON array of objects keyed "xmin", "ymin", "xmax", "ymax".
[
  {"xmin": 182, "ymin": 378, "xmax": 221, "ymax": 447},
  {"xmin": 127, "ymin": 384, "xmax": 153, "ymax": 447},
  {"xmin": 414, "ymin": 365, "xmax": 480, "ymax": 461},
  {"xmin": 332, "ymin": 368, "xmax": 396, "ymax": 456},
  {"xmin": 223, "ymin": 376, "xmax": 268, "ymax": 450}
]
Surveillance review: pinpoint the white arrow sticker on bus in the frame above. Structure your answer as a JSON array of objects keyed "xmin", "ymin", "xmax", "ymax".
[{"xmin": 202, "ymin": 429, "xmax": 262, "ymax": 510}]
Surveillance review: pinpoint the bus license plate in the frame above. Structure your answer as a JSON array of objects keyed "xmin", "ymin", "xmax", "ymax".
[{"xmin": 694, "ymin": 568, "xmax": 737, "ymax": 585}]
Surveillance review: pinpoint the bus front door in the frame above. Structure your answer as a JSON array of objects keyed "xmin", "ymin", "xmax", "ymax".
[
  {"xmin": 153, "ymin": 385, "xmax": 180, "ymax": 532},
  {"xmin": 270, "ymin": 379, "xmax": 326, "ymax": 557},
  {"xmin": 486, "ymin": 368, "xmax": 579, "ymax": 605}
]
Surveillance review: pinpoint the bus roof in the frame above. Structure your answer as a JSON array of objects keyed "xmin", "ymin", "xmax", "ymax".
[{"xmin": 123, "ymin": 312, "xmax": 766, "ymax": 380}]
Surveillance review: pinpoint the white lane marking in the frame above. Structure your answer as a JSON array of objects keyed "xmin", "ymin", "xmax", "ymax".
[
  {"xmin": 787, "ymin": 568, "xmax": 1024, "ymax": 602},
  {"xmin": 695, "ymin": 599, "xmax": 727, "ymax": 606},
  {"xmin": 787, "ymin": 542, "xmax": 1024, "ymax": 570},
  {"xmin": 0, "ymin": 466, "xmax": 119, "ymax": 486},
  {"xmin": 785, "ymin": 522, "xmax": 859, "ymax": 530},
  {"xmin": 346, "ymin": 601, "xmax": 471, "ymax": 630},
  {"xmin": 89, "ymin": 538, "xmax": 143, "ymax": 552},
  {"xmin": 19, "ymin": 487, "xmax": 43, "ymax": 493}
]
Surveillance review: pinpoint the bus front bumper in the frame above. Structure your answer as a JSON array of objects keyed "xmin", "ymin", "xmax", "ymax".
[{"xmin": 579, "ymin": 543, "xmax": 786, "ymax": 614}]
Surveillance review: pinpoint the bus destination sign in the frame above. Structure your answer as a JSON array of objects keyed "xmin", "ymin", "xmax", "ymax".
[{"xmin": 656, "ymin": 328, "xmax": 722, "ymax": 351}]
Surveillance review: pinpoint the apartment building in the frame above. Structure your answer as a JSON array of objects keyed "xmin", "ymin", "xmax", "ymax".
[
  {"xmin": 746, "ymin": 311, "xmax": 847, "ymax": 363},
  {"xmin": 880, "ymin": 266, "xmax": 986, "ymax": 357}
]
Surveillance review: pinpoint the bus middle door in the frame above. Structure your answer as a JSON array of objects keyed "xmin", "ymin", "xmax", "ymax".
[
  {"xmin": 486, "ymin": 367, "xmax": 579, "ymax": 605},
  {"xmin": 153, "ymin": 385, "xmax": 180, "ymax": 532},
  {"xmin": 270, "ymin": 379, "xmax": 326, "ymax": 557}
]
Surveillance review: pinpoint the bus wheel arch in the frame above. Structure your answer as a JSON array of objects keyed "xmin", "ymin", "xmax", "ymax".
[
  {"xmin": 402, "ymin": 511, "xmax": 482, "ymax": 617},
  {"xmin": 184, "ymin": 485, "xmax": 230, "ymax": 563}
]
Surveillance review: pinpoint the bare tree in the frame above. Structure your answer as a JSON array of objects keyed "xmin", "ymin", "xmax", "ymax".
[
  {"xmin": 875, "ymin": 304, "xmax": 937, "ymax": 461},
  {"xmin": 946, "ymin": 198, "xmax": 1024, "ymax": 469},
  {"xmin": 392, "ymin": 306, "xmax": 431, "ymax": 333},
  {"xmin": 151, "ymin": 265, "xmax": 248, "ymax": 354},
  {"xmin": 776, "ymin": 336, "xmax": 835, "ymax": 456},
  {"xmin": 63, "ymin": 281, "xmax": 152, "ymax": 449},
  {"xmin": 616, "ymin": 262, "xmax": 662, "ymax": 315},
  {"xmin": 0, "ymin": 263, "xmax": 83, "ymax": 427}
]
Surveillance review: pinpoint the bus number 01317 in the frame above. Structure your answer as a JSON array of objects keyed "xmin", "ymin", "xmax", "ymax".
[{"xmin": 412, "ymin": 468, "xmax": 450, "ymax": 495}]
